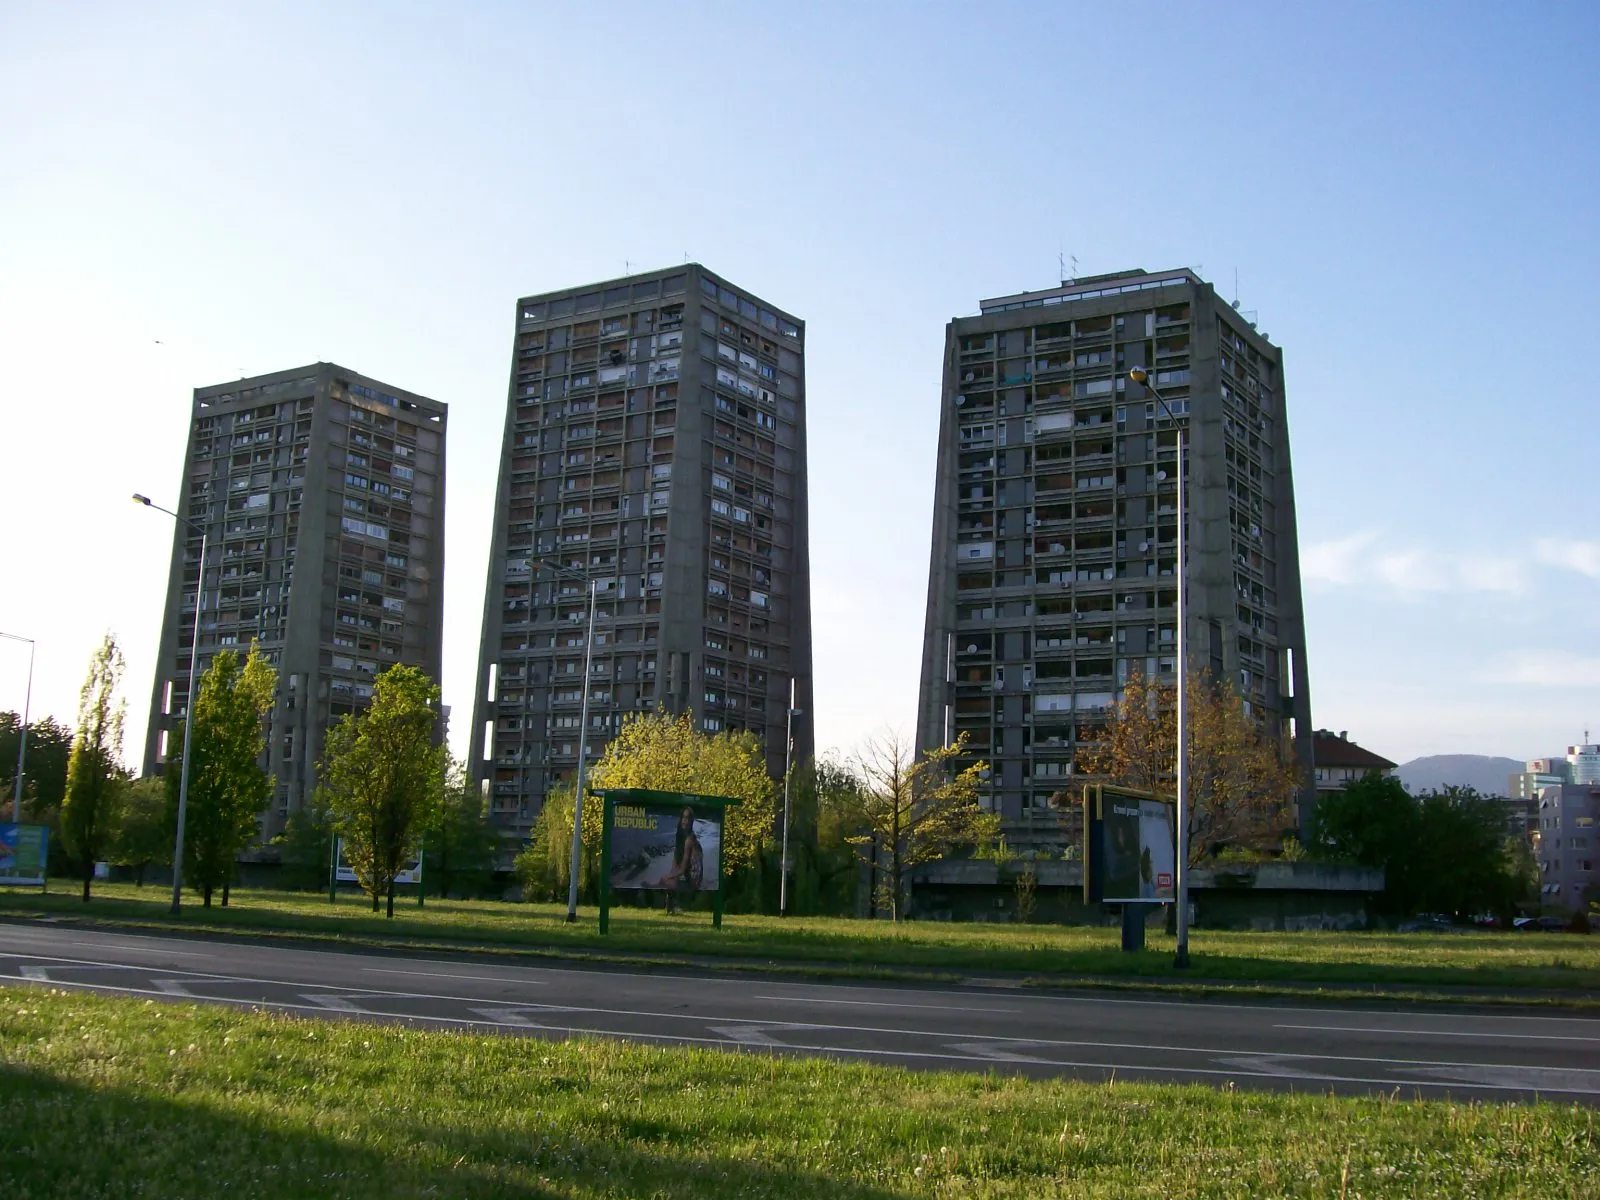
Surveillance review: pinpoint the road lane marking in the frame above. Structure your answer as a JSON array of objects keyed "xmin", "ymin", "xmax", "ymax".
[
  {"xmin": 69, "ymin": 940, "xmax": 210, "ymax": 957},
  {"xmin": 363, "ymin": 968, "xmax": 544, "ymax": 984},
  {"xmin": 151, "ymin": 979, "xmax": 195, "ymax": 997},
  {"xmin": 7, "ymin": 974, "xmax": 1595, "ymax": 1097},
  {"xmin": 20, "ymin": 966, "xmax": 49, "ymax": 981},
  {"xmin": 1275, "ymin": 1023, "xmax": 1600, "ymax": 1043},
  {"xmin": 947, "ymin": 1041, "xmax": 1052, "ymax": 1064},
  {"xmin": 707, "ymin": 1023, "xmax": 788, "ymax": 1047},
  {"xmin": 753, "ymin": 994, "xmax": 1016, "ymax": 1013}
]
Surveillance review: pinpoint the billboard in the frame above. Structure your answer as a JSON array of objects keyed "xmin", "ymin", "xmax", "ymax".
[
  {"xmin": 608, "ymin": 801, "xmax": 722, "ymax": 894},
  {"xmin": 334, "ymin": 838, "xmax": 422, "ymax": 886},
  {"xmin": 1084, "ymin": 786, "xmax": 1175, "ymax": 904},
  {"xmin": 0, "ymin": 823, "xmax": 49, "ymax": 888}
]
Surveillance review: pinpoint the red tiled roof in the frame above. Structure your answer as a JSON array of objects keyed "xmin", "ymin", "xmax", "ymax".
[{"xmin": 1311, "ymin": 730, "xmax": 1397, "ymax": 771}]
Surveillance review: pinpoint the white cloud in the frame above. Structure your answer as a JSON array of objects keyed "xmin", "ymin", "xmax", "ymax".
[
  {"xmin": 1301, "ymin": 531, "xmax": 1379, "ymax": 586},
  {"xmin": 1533, "ymin": 538, "xmax": 1600, "ymax": 579},
  {"xmin": 1303, "ymin": 532, "xmax": 1522, "ymax": 597},
  {"xmin": 1482, "ymin": 652, "xmax": 1600, "ymax": 688}
]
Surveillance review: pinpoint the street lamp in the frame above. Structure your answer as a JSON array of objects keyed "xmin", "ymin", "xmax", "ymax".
[
  {"xmin": 134, "ymin": 492, "xmax": 208, "ymax": 916},
  {"xmin": 527, "ymin": 557, "xmax": 602, "ymax": 924},
  {"xmin": 1125, "ymin": 368, "xmax": 1191, "ymax": 969},
  {"xmin": 778, "ymin": 678, "xmax": 803, "ymax": 917},
  {"xmin": 0, "ymin": 632, "xmax": 34, "ymax": 824}
]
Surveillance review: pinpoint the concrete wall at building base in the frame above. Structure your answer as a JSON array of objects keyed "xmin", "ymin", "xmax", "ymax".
[{"xmin": 911, "ymin": 859, "xmax": 1384, "ymax": 931}]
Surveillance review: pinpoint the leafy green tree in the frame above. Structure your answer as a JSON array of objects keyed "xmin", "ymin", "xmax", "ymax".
[
  {"xmin": 113, "ymin": 777, "xmax": 169, "ymax": 886},
  {"xmin": 319, "ymin": 665, "xmax": 445, "ymax": 917},
  {"xmin": 589, "ymin": 710, "xmax": 778, "ymax": 874},
  {"xmin": 784, "ymin": 755, "xmax": 870, "ymax": 916},
  {"xmin": 515, "ymin": 781, "xmax": 593, "ymax": 903},
  {"xmin": 0, "ymin": 712, "xmax": 73, "ymax": 819},
  {"xmin": 850, "ymin": 731, "xmax": 996, "ymax": 922},
  {"xmin": 1309, "ymin": 776, "xmax": 1526, "ymax": 919},
  {"xmin": 425, "ymin": 757, "xmax": 498, "ymax": 899},
  {"xmin": 61, "ymin": 635, "xmax": 127, "ymax": 901},
  {"xmin": 273, "ymin": 794, "xmax": 335, "ymax": 892},
  {"xmin": 517, "ymin": 710, "xmax": 780, "ymax": 909},
  {"xmin": 165, "ymin": 645, "xmax": 276, "ymax": 907}
]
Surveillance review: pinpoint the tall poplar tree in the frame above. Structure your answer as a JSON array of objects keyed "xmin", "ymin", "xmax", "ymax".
[
  {"xmin": 61, "ymin": 634, "xmax": 126, "ymax": 901},
  {"xmin": 320, "ymin": 665, "xmax": 444, "ymax": 917},
  {"xmin": 165, "ymin": 644, "xmax": 277, "ymax": 906}
]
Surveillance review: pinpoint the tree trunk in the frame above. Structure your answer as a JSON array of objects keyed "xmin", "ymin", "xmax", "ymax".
[
  {"xmin": 865, "ymin": 834, "xmax": 877, "ymax": 919},
  {"xmin": 203, "ymin": 885, "xmax": 213, "ymax": 908},
  {"xmin": 136, "ymin": 863, "xmax": 145, "ymax": 888},
  {"xmin": 386, "ymin": 881, "xmax": 395, "ymax": 919},
  {"xmin": 81, "ymin": 859, "xmax": 92, "ymax": 903},
  {"xmin": 222, "ymin": 881, "xmax": 230, "ymax": 907},
  {"xmin": 371, "ymin": 888, "xmax": 380, "ymax": 913}
]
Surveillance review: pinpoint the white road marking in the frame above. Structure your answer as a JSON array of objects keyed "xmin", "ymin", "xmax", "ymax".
[
  {"xmin": 753, "ymin": 994, "xmax": 1015, "ymax": 1013},
  {"xmin": 363, "ymin": 968, "xmax": 543, "ymax": 985},
  {"xmin": 707, "ymin": 1023, "xmax": 788, "ymax": 1047},
  {"xmin": 303, "ymin": 993, "xmax": 379, "ymax": 1013},
  {"xmin": 1276, "ymin": 1023, "xmax": 1600, "ymax": 1043},
  {"xmin": 69, "ymin": 940, "xmax": 210, "ymax": 957},
  {"xmin": 947, "ymin": 1041, "xmax": 1052, "ymax": 1064},
  {"xmin": 150, "ymin": 979, "xmax": 194, "ymax": 997},
  {"xmin": 20, "ymin": 965, "xmax": 49, "ymax": 981}
]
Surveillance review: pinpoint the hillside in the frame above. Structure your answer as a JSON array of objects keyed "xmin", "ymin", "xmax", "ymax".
[{"xmin": 1396, "ymin": 754, "xmax": 1523, "ymax": 796}]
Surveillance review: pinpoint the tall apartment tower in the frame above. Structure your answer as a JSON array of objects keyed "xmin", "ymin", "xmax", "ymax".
[
  {"xmin": 916, "ymin": 269, "xmax": 1313, "ymax": 849},
  {"xmin": 469, "ymin": 266, "xmax": 813, "ymax": 845},
  {"xmin": 142, "ymin": 363, "xmax": 448, "ymax": 839}
]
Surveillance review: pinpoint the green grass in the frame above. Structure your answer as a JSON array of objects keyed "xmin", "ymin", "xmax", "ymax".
[
  {"xmin": 4, "ymin": 882, "xmax": 1598, "ymax": 998},
  {"xmin": 1, "ymin": 986, "xmax": 1595, "ymax": 1198}
]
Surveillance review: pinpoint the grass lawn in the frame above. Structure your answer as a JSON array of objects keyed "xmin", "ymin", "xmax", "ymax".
[
  {"xmin": 3, "ymin": 882, "xmax": 1598, "ymax": 996},
  {"xmin": 1, "ymin": 985, "xmax": 1594, "ymax": 1198}
]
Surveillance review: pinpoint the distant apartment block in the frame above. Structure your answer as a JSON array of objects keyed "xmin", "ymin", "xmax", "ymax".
[
  {"xmin": 1535, "ymin": 783, "xmax": 1598, "ymax": 912},
  {"xmin": 469, "ymin": 266, "xmax": 813, "ymax": 846},
  {"xmin": 141, "ymin": 364, "xmax": 447, "ymax": 839},
  {"xmin": 916, "ymin": 268, "xmax": 1314, "ymax": 850}
]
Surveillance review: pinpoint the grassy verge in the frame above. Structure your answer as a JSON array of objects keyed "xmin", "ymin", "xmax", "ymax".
[
  {"xmin": 4, "ymin": 883, "xmax": 1598, "ymax": 997},
  {"xmin": 2, "ymin": 985, "xmax": 1594, "ymax": 1198}
]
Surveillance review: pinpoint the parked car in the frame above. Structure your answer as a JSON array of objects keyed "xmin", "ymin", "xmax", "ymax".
[{"xmin": 1512, "ymin": 915, "xmax": 1568, "ymax": 932}]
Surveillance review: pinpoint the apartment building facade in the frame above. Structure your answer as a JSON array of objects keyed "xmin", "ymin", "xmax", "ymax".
[
  {"xmin": 468, "ymin": 266, "xmax": 813, "ymax": 846},
  {"xmin": 141, "ymin": 363, "xmax": 448, "ymax": 839},
  {"xmin": 1535, "ymin": 783, "xmax": 1598, "ymax": 911},
  {"xmin": 916, "ymin": 268, "xmax": 1313, "ymax": 850}
]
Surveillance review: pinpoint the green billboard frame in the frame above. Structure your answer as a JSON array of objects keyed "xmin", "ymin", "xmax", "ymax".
[{"xmin": 596, "ymin": 788, "xmax": 742, "ymax": 934}]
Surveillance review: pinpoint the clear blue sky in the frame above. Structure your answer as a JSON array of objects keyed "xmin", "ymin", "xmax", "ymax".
[{"xmin": 2, "ymin": 1, "xmax": 1595, "ymax": 768}]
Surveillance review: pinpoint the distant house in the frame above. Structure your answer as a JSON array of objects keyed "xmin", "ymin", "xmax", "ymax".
[{"xmin": 1311, "ymin": 730, "xmax": 1397, "ymax": 794}]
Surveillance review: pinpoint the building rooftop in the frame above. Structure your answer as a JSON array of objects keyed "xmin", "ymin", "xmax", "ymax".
[{"xmin": 1311, "ymin": 730, "xmax": 1397, "ymax": 771}]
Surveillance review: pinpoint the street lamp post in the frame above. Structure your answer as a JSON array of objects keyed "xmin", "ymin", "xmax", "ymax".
[
  {"xmin": 1125, "ymin": 370, "xmax": 1191, "ymax": 969},
  {"xmin": 134, "ymin": 493, "xmax": 208, "ymax": 917},
  {"xmin": 0, "ymin": 632, "xmax": 34, "ymax": 824},
  {"xmin": 778, "ymin": 678, "xmax": 802, "ymax": 917}
]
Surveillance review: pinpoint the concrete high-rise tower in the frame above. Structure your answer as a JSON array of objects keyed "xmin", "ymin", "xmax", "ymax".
[
  {"xmin": 916, "ymin": 269, "xmax": 1313, "ymax": 849},
  {"xmin": 141, "ymin": 364, "xmax": 448, "ymax": 840},
  {"xmin": 469, "ymin": 266, "xmax": 813, "ymax": 848}
]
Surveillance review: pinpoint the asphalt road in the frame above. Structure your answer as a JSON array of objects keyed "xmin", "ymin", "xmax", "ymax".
[{"xmin": 3, "ymin": 920, "xmax": 1597, "ymax": 1103}]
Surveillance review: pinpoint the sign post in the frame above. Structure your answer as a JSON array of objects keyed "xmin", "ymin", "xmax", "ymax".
[
  {"xmin": 596, "ymin": 789, "xmax": 742, "ymax": 935},
  {"xmin": 0, "ymin": 823, "xmax": 48, "ymax": 890},
  {"xmin": 1083, "ymin": 785, "xmax": 1176, "ymax": 953}
]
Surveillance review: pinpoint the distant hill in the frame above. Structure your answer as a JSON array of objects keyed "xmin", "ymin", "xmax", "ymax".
[{"xmin": 1396, "ymin": 755, "xmax": 1523, "ymax": 796}]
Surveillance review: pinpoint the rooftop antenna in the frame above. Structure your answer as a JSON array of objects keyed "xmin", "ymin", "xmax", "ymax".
[
  {"xmin": 624, "ymin": 260, "xmax": 632, "ymax": 275},
  {"xmin": 1233, "ymin": 268, "xmax": 1239, "ymax": 306}
]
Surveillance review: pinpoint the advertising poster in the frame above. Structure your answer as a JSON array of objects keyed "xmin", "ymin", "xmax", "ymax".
[
  {"xmin": 334, "ymin": 838, "xmax": 422, "ymax": 886},
  {"xmin": 608, "ymin": 801, "xmax": 722, "ymax": 894},
  {"xmin": 0, "ymin": 823, "xmax": 49, "ymax": 887},
  {"xmin": 1085, "ymin": 787, "xmax": 1176, "ymax": 904}
]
